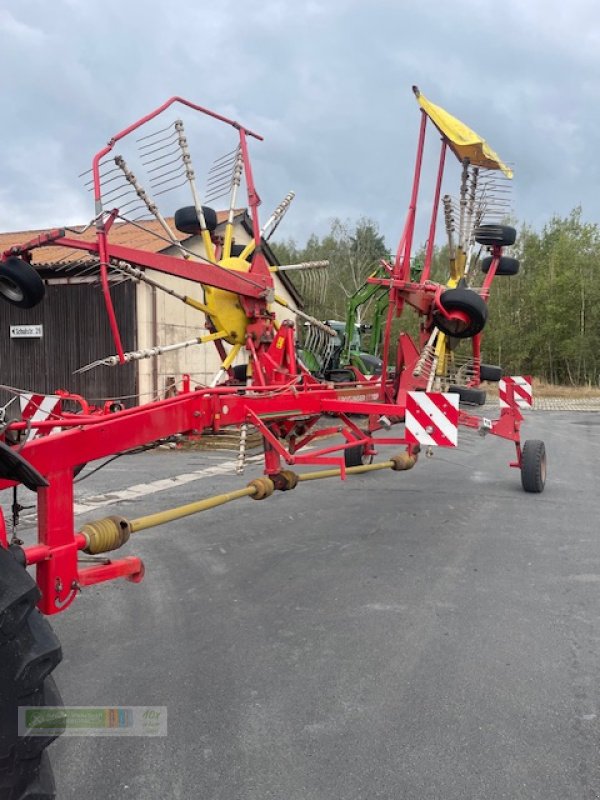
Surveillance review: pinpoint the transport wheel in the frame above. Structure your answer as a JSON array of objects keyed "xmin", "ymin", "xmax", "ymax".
[
  {"xmin": 479, "ymin": 364, "xmax": 502, "ymax": 382},
  {"xmin": 344, "ymin": 443, "xmax": 368, "ymax": 468},
  {"xmin": 0, "ymin": 545, "xmax": 65, "ymax": 800},
  {"xmin": 173, "ymin": 205, "xmax": 218, "ymax": 235},
  {"xmin": 481, "ymin": 256, "xmax": 520, "ymax": 276},
  {"xmin": 474, "ymin": 224, "xmax": 517, "ymax": 247},
  {"xmin": 521, "ymin": 439, "xmax": 546, "ymax": 493},
  {"xmin": 231, "ymin": 364, "xmax": 248, "ymax": 383},
  {"xmin": 0, "ymin": 258, "xmax": 45, "ymax": 309},
  {"xmin": 448, "ymin": 385, "xmax": 487, "ymax": 405},
  {"xmin": 433, "ymin": 287, "xmax": 488, "ymax": 339}
]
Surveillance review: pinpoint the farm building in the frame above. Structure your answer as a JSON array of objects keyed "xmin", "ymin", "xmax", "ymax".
[{"xmin": 0, "ymin": 210, "xmax": 302, "ymax": 410}]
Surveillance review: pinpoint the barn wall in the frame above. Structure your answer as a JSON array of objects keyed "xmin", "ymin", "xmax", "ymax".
[
  {"xmin": 0, "ymin": 281, "xmax": 137, "ymax": 413},
  {"xmin": 137, "ymin": 222, "xmax": 298, "ymax": 397}
]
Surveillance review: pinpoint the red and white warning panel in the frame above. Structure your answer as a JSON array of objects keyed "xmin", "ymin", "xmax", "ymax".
[
  {"xmin": 405, "ymin": 391, "xmax": 459, "ymax": 447},
  {"xmin": 18, "ymin": 394, "xmax": 62, "ymax": 441},
  {"xmin": 499, "ymin": 376, "xmax": 533, "ymax": 409}
]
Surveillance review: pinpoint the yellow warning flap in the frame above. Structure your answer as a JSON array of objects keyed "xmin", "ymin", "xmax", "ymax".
[{"xmin": 413, "ymin": 86, "xmax": 512, "ymax": 178}]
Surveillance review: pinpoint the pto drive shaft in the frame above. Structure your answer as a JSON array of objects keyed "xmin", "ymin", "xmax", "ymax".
[{"xmin": 79, "ymin": 454, "xmax": 418, "ymax": 555}]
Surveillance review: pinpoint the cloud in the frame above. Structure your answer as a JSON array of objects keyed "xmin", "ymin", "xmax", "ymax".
[
  {"xmin": 1, "ymin": 0, "xmax": 600, "ymax": 252},
  {"xmin": 0, "ymin": 9, "xmax": 46, "ymax": 42}
]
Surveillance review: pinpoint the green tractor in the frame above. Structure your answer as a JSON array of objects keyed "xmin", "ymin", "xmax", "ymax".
[{"xmin": 299, "ymin": 266, "xmax": 390, "ymax": 380}]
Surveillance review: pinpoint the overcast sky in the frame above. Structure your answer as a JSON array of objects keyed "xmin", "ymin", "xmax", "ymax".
[{"xmin": 2, "ymin": 0, "xmax": 600, "ymax": 252}]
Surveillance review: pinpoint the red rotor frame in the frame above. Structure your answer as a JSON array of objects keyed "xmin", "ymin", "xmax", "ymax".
[{"xmin": 0, "ymin": 95, "xmax": 526, "ymax": 615}]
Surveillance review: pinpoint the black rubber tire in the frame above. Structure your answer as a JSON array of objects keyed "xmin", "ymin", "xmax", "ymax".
[
  {"xmin": 433, "ymin": 288, "xmax": 488, "ymax": 339},
  {"xmin": 231, "ymin": 364, "xmax": 248, "ymax": 383},
  {"xmin": 475, "ymin": 224, "xmax": 517, "ymax": 247},
  {"xmin": 0, "ymin": 546, "xmax": 64, "ymax": 800},
  {"xmin": 325, "ymin": 368, "xmax": 356, "ymax": 383},
  {"xmin": 479, "ymin": 364, "xmax": 503, "ymax": 382},
  {"xmin": 344, "ymin": 444, "xmax": 367, "ymax": 468},
  {"xmin": 0, "ymin": 441, "xmax": 48, "ymax": 491},
  {"xmin": 448, "ymin": 385, "xmax": 487, "ymax": 405},
  {"xmin": 481, "ymin": 256, "xmax": 520, "ymax": 276},
  {"xmin": 353, "ymin": 353, "xmax": 383, "ymax": 376},
  {"xmin": 521, "ymin": 439, "xmax": 546, "ymax": 493},
  {"xmin": 174, "ymin": 205, "xmax": 218, "ymax": 235},
  {"xmin": 0, "ymin": 258, "xmax": 45, "ymax": 309}
]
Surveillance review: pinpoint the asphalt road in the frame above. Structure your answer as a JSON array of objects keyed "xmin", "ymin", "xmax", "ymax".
[{"xmin": 30, "ymin": 411, "xmax": 600, "ymax": 799}]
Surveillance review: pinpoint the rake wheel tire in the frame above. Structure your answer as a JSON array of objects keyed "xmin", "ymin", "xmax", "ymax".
[
  {"xmin": 448, "ymin": 385, "xmax": 487, "ymax": 406},
  {"xmin": 344, "ymin": 444, "xmax": 367, "ymax": 468},
  {"xmin": 475, "ymin": 224, "xmax": 517, "ymax": 247},
  {"xmin": 231, "ymin": 364, "xmax": 248, "ymax": 383},
  {"xmin": 481, "ymin": 256, "xmax": 520, "ymax": 276},
  {"xmin": 0, "ymin": 546, "xmax": 64, "ymax": 800},
  {"xmin": 0, "ymin": 442, "xmax": 48, "ymax": 492},
  {"xmin": 174, "ymin": 205, "xmax": 218, "ymax": 235},
  {"xmin": 433, "ymin": 288, "xmax": 488, "ymax": 339},
  {"xmin": 521, "ymin": 439, "xmax": 546, "ymax": 493},
  {"xmin": 0, "ymin": 258, "xmax": 45, "ymax": 309},
  {"xmin": 479, "ymin": 364, "xmax": 503, "ymax": 382}
]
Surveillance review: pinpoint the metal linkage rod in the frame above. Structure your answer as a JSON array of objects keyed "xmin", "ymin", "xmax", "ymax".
[
  {"xmin": 263, "ymin": 191, "xmax": 296, "ymax": 242},
  {"xmin": 465, "ymin": 167, "xmax": 479, "ymax": 243},
  {"xmin": 236, "ymin": 424, "xmax": 248, "ymax": 475},
  {"xmin": 270, "ymin": 260, "xmax": 329, "ymax": 273},
  {"xmin": 209, "ymin": 343, "xmax": 242, "ymax": 387},
  {"xmin": 239, "ymin": 191, "xmax": 295, "ymax": 261},
  {"xmin": 463, "ymin": 167, "xmax": 480, "ymax": 277},
  {"xmin": 110, "ymin": 261, "xmax": 210, "ymax": 314},
  {"xmin": 236, "ymin": 363, "xmax": 255, "ymax": 475},
  {"xmin": 75, "ymin": 330, "xmax": 227, "ymax": 372},
  {"xmin": 443, "ymin": 195, "xmax": 456, "ymax": 259},
  {"xmin": 114, "ymin": 156, "xmax": 188, "ymax": 259},
  {"xmin": 82, "ymin": 454, "xmax": 419, "ymax": 548},
  {"xmin": 273, "ymin": 294, "xmax": 336, "ymax": 336},
  {"xmin": 458, "ymin": 158, "xmax": 470, "ymax": 252},
  {"xmin": 222, "ymin": 150, "xmax": 244, "ymax": 259},
  {"xmin": 130, "ymin": 486, "xmax": 257, "ymax": 531},
  {"xmin": 176, "ymin": 120, "xmax": 216, "ymax": 261},
  {"xmin": 413, "ymin": 342, "xmax": 436, "ymax": 378}
]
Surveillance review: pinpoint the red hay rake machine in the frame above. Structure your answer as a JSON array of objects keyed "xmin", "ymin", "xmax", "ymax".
[{"xmin": 0, "ymin": 88, "xmax": 545, "ymax": 798}]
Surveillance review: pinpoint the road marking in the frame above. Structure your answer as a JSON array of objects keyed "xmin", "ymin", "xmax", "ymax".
[
  {"xmin": 11, "ymin": 454, "xmax": 265, "ymax": 528},
  {"xmin": 73, "ymin": 454, "xmax": 264, "ymax": 515}
]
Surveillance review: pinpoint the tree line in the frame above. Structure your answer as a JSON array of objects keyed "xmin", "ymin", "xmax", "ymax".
[{"xmin": 272, "ymin": 207, "xmax": 600, "ymax": 386}]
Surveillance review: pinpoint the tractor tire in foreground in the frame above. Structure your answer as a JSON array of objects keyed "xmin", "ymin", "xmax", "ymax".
[{"xmin": 0, "ymin": 546, "xmax": 64, "ymax": 800}]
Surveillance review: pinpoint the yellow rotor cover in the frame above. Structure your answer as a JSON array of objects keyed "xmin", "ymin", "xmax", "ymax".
[{"xmin": 203, "ymin": 256, "xmax": 252, "ymax": 345}]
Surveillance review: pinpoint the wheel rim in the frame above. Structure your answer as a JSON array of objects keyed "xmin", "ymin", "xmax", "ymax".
[
  {"xmin": 540, "ymin": 453, "xmax": 547, "ymax": 484},
  {"xmin": 442, "ymin": 317, "xmax": 470, "ymax": 335},
  {"xmin": 0, "ymin": 276, "xmax": 24, "ymax": 302}
]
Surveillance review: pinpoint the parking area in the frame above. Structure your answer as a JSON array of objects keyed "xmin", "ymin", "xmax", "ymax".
[{"xmin": 18, "ymin": 411, "xmax": 600, "ymax": 799}]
